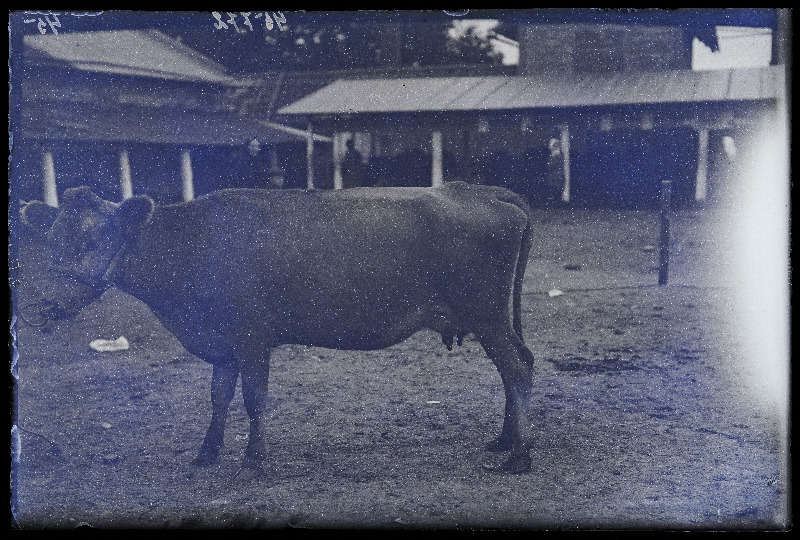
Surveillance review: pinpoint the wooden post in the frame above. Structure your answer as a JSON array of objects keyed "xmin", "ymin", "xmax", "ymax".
[
  {"xmin": 658, "ymin": 179, "xmax": 673, "ymax": 286},
  {"xmin": 560, "ymin": 123, "xmax": 571, "ymax": 203},
  {"xmin": 119, "ymin": 149, "xmax": 133, "ymax": 200},
  {"xmin": 695, "ymin": 128, "xmax": 709, "ymax": 202},
  {"xmin": 42, "ymin": 150, "xmax": 58, "ymax": 207},
  {"xmin": 306, "ymin": 123, "xmax": 315, "ymax": 190},
  {"xmin": 431, "ymin": 130, "xmax": 444, "ymax": 187},
  {"xmin": 181, "ymin": 149, "xmax": 195, "ymax": 202},
  {"xmin": 333, "ymin": 132, "xmax": 343, "ymax": 190}
]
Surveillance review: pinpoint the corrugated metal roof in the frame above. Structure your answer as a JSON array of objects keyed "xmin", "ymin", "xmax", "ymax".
[
  {"xmin": 20, "ymin": 102, "xmax": 302, "ymax": 146},
  {"xmin": 24, "ymin": 30, "xmax": 240, "ymax": 85},
  {"xmin": 278, "ymin": 66, "xmax": 782, "ymax": 115}
]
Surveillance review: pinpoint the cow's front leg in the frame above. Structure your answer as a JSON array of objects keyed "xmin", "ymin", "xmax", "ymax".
[
  {"xmin": 193, "ymin": 360, "xmax": 239, "ymax": 467},
  {"xmin": 237, "ymin": 349, "xmax": 271, "ymax": 480}
]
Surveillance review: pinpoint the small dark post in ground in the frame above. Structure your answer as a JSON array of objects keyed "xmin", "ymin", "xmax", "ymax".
[{"xmin": 658, "ymin": 179, "xmax": 673, "ymax": 286}]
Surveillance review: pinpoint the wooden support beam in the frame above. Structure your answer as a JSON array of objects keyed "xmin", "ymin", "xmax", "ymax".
[
  {"xmin": 306, "ymin": 123, "xmax": 315, "ymax": 190},
  {"xmin": 560, "ymin": 124, "xmax": 571, "ymax": 203},
  {"xmin": 695, "ymin": 128, "xmax": 709, "ymax": 202},
  {"xmin": 119, "ymin": 149, "xmax": 133, "ymax": 200},
  {"xmin": 333, "ymin": 132, "xmax": 343, "ymax": 190},
  {"xmin": 431, "ymin": 130, "xmax": 444, "ymax": 188},
  {"xmin": 658, "ymin": 180, "xmax": 673, "ymax": 286},
  {"xmin": 42, "ymin": 150, "xmax": 58, "ymax": 207},
  {"xmin": 260, "ymin": 120, "xmax": 332, "ymax": 143},
  {"xmin": 181, "ymin": 149, "xmax": 195, "ymax": 202}
]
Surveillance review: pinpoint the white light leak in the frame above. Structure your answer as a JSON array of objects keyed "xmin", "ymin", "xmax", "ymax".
[
  {"xmin": 693, "ymin": 26, "xmax": 773, "ymax": 71},
  {"xmin": 722, "ymin": 96, "xmax": 789, "ymax": 438},
  {"xmin": 448, "ymin": 19, "xmax": 519, "ymax": 66},
  {"xmin": 448, "ymin": 19, "xmax": 497, "ymax": 39}
]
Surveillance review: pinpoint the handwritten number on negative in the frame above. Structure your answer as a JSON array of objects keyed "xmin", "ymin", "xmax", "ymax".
[
  {"xmin": 212, "ymin": 11, "xmax": 287, "ymax": 32},
  {"xmin": 225, "ymin": 12, "xmax": 242, "ymax": 33},
  {"xmin": 263, "ymin": 12, "xmax": 273, "ymax": 30},
  {"xmin": 273, "ymin": 12, "xmax": 287, "ymax": 31},
  {"xmin": 212, "ymin": 11, "xmax": 228, "ymax": 29},
  {"xmin": 24, "ymin": 14, "xmax": 61, "ymax": 34},
  {"xmin": 240, "ymin": 12, "xmax": 254, "ymax": 32}
]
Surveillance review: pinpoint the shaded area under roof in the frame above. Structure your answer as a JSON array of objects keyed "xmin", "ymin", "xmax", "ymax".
[
  {"xmin": 279, "ymin": 66, "xmax": 783, "ymax": 116},
  {"xmin": 24, "ymin": 29, "xmax": 241, "ymax": 85},
  {"xmin": 20, "ymin": 102, "xmax": 302, "ymax": 146}
]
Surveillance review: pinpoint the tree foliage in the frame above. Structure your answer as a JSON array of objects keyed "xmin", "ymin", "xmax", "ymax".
[
  {"xmin": 164, "ymin": 19, "xmax": 504, "ymax": 73},
  {"xmin": 446, "ymin": 26, "xmax": 504, "ymax": 65}
]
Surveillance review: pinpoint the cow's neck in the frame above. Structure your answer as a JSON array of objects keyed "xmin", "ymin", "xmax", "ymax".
[
  {"xmin": 112, "ymin": 222, "xmax": 166, "ymax": 307},
  {"xmin": 112, "ymin": 213, "xmax": 193, "ymax": 316},
  {"xmin": 113, "ymin": 248, "xmax": 146, "ymax": 303}
]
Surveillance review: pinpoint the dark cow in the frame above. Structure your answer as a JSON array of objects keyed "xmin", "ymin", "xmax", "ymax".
[{"xmin": 21, "ymin": 182, "xmax": 536, "ymax": 479}]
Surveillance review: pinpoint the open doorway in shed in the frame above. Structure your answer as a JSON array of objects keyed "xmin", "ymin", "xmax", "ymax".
[{"xmin": 572, "ymin": 128, "xmax": 698, "ymax": 209}]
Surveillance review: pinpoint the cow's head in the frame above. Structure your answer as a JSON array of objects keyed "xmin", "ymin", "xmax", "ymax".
[{"xmin": 21, "ymin": 187, "xmax": 154, "ymax": 321}]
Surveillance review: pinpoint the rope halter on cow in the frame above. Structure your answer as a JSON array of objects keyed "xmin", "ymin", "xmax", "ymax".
[{"xmin": 50, "ymin": 246, "xmax": 129, "ymax": 294}]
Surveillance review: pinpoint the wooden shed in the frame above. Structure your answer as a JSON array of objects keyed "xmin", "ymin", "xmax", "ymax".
[
  {"xmin": 14, "ymin": 29, "xmax": 309, "ymax": 205},
  {"xmin": 277, "ymin": 65, "xmax": 783, "ymax": 207}
]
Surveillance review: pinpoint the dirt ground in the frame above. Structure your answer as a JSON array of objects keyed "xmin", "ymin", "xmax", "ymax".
[{"xmin": 10, "ymin": 205, "xmax": 790, "ymax": 530}]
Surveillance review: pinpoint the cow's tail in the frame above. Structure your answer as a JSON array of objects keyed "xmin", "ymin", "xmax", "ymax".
[{"xmin": 494, "ymin": 188, "xmax": 534, "ymax": 344}]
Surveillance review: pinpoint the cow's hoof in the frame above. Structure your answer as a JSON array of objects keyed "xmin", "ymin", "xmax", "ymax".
[
  {"xmin": 485, "ymin": 436, "xmax": 513, "ymax": 453},
  {"xmin": 191, "ymin": 448, "xmax": 220, "ymax": 467},
  {"xmin": 501, "ymin": 454, "xmax": 531, "ymax": 474},
  {"xmin": 192, "ymin": 456, "xmax": 214, "ymax": 467},
  {"xmin": 234, "ymin": 464, "xmax": 265, "ymax": 481}
]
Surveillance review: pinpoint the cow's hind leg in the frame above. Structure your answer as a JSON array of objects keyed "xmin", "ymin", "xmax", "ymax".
[
  {"xmin": 193, "ymin": 360, "xmax": 239, "ymax": 467},
  {"xmin": 477, "ymin": 329, "xmax": 535, "ymax": 473},
  {"xmin": 486, "ymin": 385, "xmax": 514, "ymax": 452},
  {"xmin": 486, "ymin": 337, "xmax": 534, "ymax": 453}
]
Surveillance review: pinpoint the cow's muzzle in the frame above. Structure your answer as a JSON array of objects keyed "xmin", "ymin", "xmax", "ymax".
[
  {"xmin": 18, "ymin": 299, "xmax": 60, "ymax": 326},
  {"xmin": 40, "ymin": 300, "xmax": 72, "ymax": 321}
]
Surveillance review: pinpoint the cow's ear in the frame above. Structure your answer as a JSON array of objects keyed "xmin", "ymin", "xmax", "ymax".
[
  {"xmin": 20, "ymin": 200, "xmax": 58, "ymax": 235},
  {"xmin": 116, "ymin": 195, "xmax": 154, "ymax": 231}
]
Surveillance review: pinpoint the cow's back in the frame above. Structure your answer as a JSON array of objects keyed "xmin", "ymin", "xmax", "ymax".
[{"xmin": 129, "ymin": 183, "xmax": 530, "ymax": 351}]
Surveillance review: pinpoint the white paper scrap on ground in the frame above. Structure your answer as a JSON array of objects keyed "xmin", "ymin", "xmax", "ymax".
[
  {"xmin": 548, "ymin": 289, "xmax": 564, "ymax": 297},
  {"xmin": 89, "ymin": 336, "xmax": 130, "ymax": 352}
]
